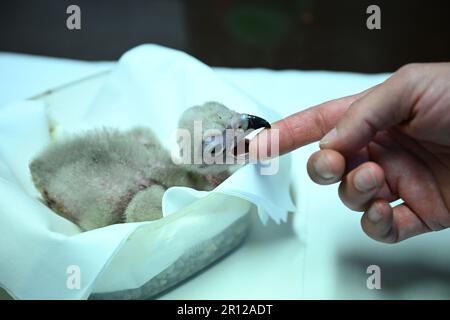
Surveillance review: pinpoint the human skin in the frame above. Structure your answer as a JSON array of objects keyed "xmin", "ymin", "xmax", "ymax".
[{"xmin": 250, "ymin": 63, "xmax": 450, "ymax": 243}]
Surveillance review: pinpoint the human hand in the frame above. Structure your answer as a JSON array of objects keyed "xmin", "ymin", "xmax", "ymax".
[{"xmin": 252, "ymin": 63, "xmax": 450, "ymax": 243}]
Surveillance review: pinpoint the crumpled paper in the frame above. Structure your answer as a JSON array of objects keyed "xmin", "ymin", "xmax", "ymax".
[{"xmin": 0, "ymin": 45, "xmax": 295, "ymax": 299}]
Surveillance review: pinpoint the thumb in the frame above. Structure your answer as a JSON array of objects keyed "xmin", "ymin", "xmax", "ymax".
[{"xmin": 319, "ymin": 66, "xmax": 418, "ymax": 153}]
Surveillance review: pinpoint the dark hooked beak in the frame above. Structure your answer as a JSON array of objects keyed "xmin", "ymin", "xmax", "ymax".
[{"xmin": 240, "ymin": 114, "xmax": 271, "ymax": 130}]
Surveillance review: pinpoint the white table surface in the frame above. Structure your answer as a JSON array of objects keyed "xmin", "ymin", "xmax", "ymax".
[{"xmin": 1, "ymin": 52, "xmax": 449, "ymax": 300}]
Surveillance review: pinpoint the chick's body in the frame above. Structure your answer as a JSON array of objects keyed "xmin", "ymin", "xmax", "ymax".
[
  {"xmin": 29, "ymin": 102, "xmax": 270, "ymax": 231},
  {"xmin": 30, "ymin": 127, "xmax": 215, "ymax": 231}
]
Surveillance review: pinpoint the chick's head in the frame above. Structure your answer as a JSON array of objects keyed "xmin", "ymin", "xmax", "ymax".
[{"xmin": 177, "ymin": 101, "xmax": 271, "ymax": 175}]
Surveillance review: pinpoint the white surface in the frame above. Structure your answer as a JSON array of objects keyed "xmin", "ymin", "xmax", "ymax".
[{"xmin": 1, "ymin": 48, "xmax": 450, "ymax": 300}]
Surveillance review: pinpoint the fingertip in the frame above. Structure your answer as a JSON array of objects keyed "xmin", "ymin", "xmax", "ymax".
[
  {"xmin": 338, "ymin": 162, "xmax": 386, "ymax": 211},
  {"xmin": 361, "ymin": 200, "xmax": 397, "ymax": 243},
  {"xmin": 352, "ymin": 162, "xmax": 385, "ymax": 193},
  {"xmin": 307, "ymin": 149, "xmax": 346, "ymax": 185}
]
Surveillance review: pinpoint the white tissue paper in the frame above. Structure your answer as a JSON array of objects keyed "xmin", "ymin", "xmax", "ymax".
[{"xmin": 0, "ymin": 44, "xmax": 295, "ymax": 299}]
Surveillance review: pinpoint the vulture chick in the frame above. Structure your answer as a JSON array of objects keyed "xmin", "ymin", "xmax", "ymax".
[{"xmin": 29, "ymin": 102, "xmax": 270, "ymax": 231}]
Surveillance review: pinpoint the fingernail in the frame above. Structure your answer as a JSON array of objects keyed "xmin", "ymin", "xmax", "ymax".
[
  {"xmin": 354, "ymin": 168, "xmax": 377, "ymax": 192},
  {"xmin": 314, "ymin": 155, "xmax": 335, "ymax": 179},
  {"xmin": 320, "ymin": 128, "xmax": 337, "ymax": 147},
  {"xmin": 367, "ymin": 204, "xmax": 382, "ymax": 223}
]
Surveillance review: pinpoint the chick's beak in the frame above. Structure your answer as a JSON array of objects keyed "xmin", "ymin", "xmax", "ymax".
[
  {"xmin": 227, "ymin": 114, "xmax": 271, "ymax": 160},
  {"xmin": 239, "ymin": 114, "xmax": 271, "ymax": 130}
]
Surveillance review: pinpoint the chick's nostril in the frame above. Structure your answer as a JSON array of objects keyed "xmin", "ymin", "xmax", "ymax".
[{"xmin": 248, "ymin": 116, "xmax": 271, "ymax": 130}]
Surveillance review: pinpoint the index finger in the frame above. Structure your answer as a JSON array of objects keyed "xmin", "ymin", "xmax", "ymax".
[{"xmin": 249, "ymin": 90, "xmax": 369, "ymax": 160}]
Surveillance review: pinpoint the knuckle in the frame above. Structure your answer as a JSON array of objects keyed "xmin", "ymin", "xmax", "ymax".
[
  {"xmin": 394, "ymin": 63, "xmax": 422, "ymax": 82},
  {"xmin": 398, "ymin": 62, "xmax": 421, "ymax": 74},
  {"xmin": 386, "ymin": 63, "xmax": 426, "ymax": 120}
]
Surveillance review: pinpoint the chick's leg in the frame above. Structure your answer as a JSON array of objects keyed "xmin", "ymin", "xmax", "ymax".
[{"xmin": 124, "ymin": 185, "xmax": 165, "ymax": 223}]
